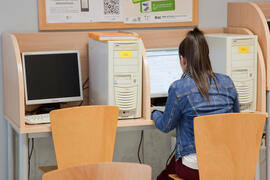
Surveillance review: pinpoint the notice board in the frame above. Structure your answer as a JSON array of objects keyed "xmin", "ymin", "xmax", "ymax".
[{"xmin": 38, "ymin": 0, "xmax": 198, "ymax": 30}]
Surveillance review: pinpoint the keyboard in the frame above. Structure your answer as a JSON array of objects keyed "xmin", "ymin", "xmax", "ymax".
[
  {"xmin": 25, "ymin": 113, "xmax": 50, "ymax": 124},
  {"xmin": 152, "ymin": 106, "xmax": 165, "ymax": 112}
]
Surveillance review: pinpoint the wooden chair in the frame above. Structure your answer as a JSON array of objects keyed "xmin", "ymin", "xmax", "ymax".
[
  {"xmin": 169, "ymin": 112, "xmax": 266, "ymax": 180},
  {"xmin": 40, "ymin": 105, "xmax": 119, "ymax": 172},
  {"xmin": 42, "ymin": 162, "xmax": 152, "ymax": 180}
]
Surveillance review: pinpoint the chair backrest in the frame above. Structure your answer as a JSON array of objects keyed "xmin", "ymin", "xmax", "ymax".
[
  {"xmin": 43, "ymin": 162, "xmax": 152, "ymax": 180},
  {"xmin": 50, "ymin": 105, "xmax": 119, "ymax": 169},
  {"xmin": 194, "ymin": 112, "xmax": 266, "ymax": 180}
]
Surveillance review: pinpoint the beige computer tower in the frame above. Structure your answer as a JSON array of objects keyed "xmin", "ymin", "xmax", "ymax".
[
  {"xmin": 88, "ymin": 37, "xmax": 142, "ymax": 119},
  {"xmin": 205, "ymin": 34, "xmax": 257, "ymax": 112}
]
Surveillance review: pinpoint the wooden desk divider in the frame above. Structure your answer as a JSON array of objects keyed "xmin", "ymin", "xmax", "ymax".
[
  {"xmin": 228, "ymin": 2, "xmax": 270, "ymax": 91},
  {"xmin": 2, "ymin": 28, "xmax": 266, "ymax": 133},
  {"xmin": 2, "ymin": 31, "xmax": 154, "ymax": 133}
]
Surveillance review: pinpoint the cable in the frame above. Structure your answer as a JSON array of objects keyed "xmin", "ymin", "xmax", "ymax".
[
  {"xmin": 166, "ymin": 145, "xmax": 176, "ymax": 167},
  {"xmin": 78, "ymin": 78, "xmax": 90, "ymax": 106},
  {"xmin": 137, "ymin": 130, "xmax": 144, "ymax": 164},
  {"xmin": 142, "ymin": 130, "xmax": 144, "ymax": 163},
  {"xmin": 79, "ymin": 100, "xmax": 84, "ymax": 106},
  {"xmin": 28, "ymin": 138, "xmax": 30, "ymax": 179},
  {"xmin": 28, "ymin": 138, "xmax": 35, "ymax": 179},
  {"xmin": 82, "ymin": 78, "xmax": 89, "ymax": 89},
  {"xmin": 25, "ymin": 106, "xmax": 41, "ymax": 115}
]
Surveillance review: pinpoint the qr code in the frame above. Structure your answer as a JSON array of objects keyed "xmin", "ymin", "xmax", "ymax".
[{"xmin": 104, "ymin": 0, "xmax": 120, "ymax": 15}]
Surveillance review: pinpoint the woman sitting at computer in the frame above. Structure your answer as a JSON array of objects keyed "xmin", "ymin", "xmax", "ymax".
[{"xmin": 151, "ymin": 27, "xmax": 240, "ymax": 180}]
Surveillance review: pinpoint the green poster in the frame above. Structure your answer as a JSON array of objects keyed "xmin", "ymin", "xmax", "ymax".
[
  {"xmin": 132, "ymin": 0, "xmax": 149, "ymax": 4},
  {"xmin": 152, "ymin": 0, "xmax": 175, "ymax": 12},
  {"xmin": 140, "ymin": 0, "xmax": 175, "ymax": 13}
]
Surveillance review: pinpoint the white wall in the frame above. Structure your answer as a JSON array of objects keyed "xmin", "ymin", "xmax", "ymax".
[
  {"xmin": 198, "ymin": 0, "xmax": 269, "ymax": 28},
  {"xmin": 0, "ymin": 1, "xmax": 38, "ymax": 180},
  {"xmin": 0, "ymin": 0, "xmax": 267, "ymax": 179}
]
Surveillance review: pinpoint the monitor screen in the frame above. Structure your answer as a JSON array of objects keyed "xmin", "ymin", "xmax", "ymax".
[
  {"xmin": 146, "ymin": 48, "xmax": 183, "ymax": 98},
  {"xmin": 22, "ymin": 50, "xmax": 83, "ymax": 105}
]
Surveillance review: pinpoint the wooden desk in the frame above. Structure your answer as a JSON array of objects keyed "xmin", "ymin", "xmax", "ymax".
[
  {"xmin": 3, "ymin": 28, "xmax": 266, "ymax": 132},
  {"xmin": 3, "ymin": 28, "xmax": 266, "ymax": 180},
  {"xmin": 3, "ymin": 31, "xmax": 155, "ymax": 180},
  {"xmin": 8, "ymin": 118, "xmax": 154, "ymax": 134}
]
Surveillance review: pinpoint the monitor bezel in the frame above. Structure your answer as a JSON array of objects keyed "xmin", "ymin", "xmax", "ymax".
[
  {"xmin": 146, "ymin": 48, "xmax": 179, "ymax": 55},
  {"xmin": 267, "ymin": 19, "xmax": 270, "ymax": 30},
  {"xmin": 22, "ymin": 50, "xmax": 83, "ymax": 105}
]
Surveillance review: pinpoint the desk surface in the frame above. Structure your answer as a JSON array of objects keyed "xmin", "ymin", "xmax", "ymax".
[{"xmin": 7, "ymin": 118, "xmax": 154, "ymax": 134}]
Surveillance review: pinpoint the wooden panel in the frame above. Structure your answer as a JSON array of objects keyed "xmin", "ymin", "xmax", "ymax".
[
  {"xmin": 50, "ymin": 106, "xmax": 118, "ymax": 169},
  {"xmin": 42, "ymin": 162, "xmax": 152, "ymax": 180},
  {"xmin": 38, "ymin": 0, "xmax": 198, "ymax": 31},
  {"xmin": 14, "ymin": 32, "xmax": 90, "ymax": 111},
  {"xmin": 141, "ymin": 43, "xmax": 151, "ymax": 120},
  {"xmin": 117, "ymin": 119, "xmax": 153, "ymax": 127},
  {"xmin": 2, "ymin": 33, "xmax": 25, "ymax": 128},
  {"xmin": 17, "ymin": 119, "xmax": 154, "ymax": 134},
  {"xmin": 12, "ymin": 32, "xmax": 151, "ymax": 133},
  {"xmin": 135, "ymin": 29, "xmax": 191, "ymax": 49},
  {"xmin": 257, "ymin": 45, "xmax": 267, "ymax": 112},
  {"xmin": 224, "ymin": 27, "xmax": 266, "ymax": 112},
  {"xmin": 228, "ymin": 2, "xmax": 270, "ymax": 90},
  {"xmin": 256, "ymin": 2, "xmax": 270, "ymax": 19},
  {"xmin": 134, "ymin": 28, "xmax": 224, "ymax": 49},
  {"xmin": 194, "ymin": 113, "xmax": 266, "ymax": 180}
]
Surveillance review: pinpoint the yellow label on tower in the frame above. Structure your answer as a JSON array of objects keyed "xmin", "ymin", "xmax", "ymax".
[
  {"xmin": 238, "ymin": 46, "xmax": 250, "ymax": 53},
  {"xmin": 120, "ymin": 51, "xmax": 132, "ymax": 58}
]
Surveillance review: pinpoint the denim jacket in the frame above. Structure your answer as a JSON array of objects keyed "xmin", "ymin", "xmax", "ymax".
[{"xmin": 151, "ymin": 73, "xmax": 240, "ymax": 161}]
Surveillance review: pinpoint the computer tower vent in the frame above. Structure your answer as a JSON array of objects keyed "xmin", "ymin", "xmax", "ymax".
[{"xmin": 115, "ymin": 87, "xmax": 137, "ymax": 111}]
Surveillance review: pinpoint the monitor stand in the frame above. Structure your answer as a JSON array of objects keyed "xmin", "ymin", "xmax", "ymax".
[
  {"xmin": 151, "ymin": 97, "xmax": 167, "ymax": 106},
  {"xmin": 35, "ymin": 103, "xmax": 61, "ymax": 114}
]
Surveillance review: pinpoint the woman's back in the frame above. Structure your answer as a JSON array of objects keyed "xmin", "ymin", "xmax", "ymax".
[
  {"xmin": 153, "ymin": 73, "xmax": 239, "ymax": 159},
  {"xmin": 152, "ymin": 27, "xmax": 240, "ymax": 180},
  {"xmin": 174, "ymin": 73, "xmax": 239, "ymax": 117}
]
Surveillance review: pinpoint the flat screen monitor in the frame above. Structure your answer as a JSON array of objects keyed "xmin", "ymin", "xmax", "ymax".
[
  {"xmin": 22, "ymin": 50, "xmax": 83, "ymax": 105},
  {"xmin": 146, "ymin": 48, "xmax": 183, "ymax": 98}
]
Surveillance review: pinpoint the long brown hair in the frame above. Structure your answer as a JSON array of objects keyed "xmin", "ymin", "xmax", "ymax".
[{"xmin": 179, "ymin": 27, "xmax": 217, "ymax": 101}]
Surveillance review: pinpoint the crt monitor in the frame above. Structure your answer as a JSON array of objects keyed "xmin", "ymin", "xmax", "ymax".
[
  {"xmin": 22, "ymin": 50, "xmax": 83, "ymax": 105},
  {"xmin": 146, "ymin": 48, "xmax": 183, "ymax": 98}
]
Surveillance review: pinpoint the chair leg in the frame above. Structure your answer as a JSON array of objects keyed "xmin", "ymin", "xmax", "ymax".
[{"xmin": 168, "ymin": 174, "xmax": 184, "ymax": 180}]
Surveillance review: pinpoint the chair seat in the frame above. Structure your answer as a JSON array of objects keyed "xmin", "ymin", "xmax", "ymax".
[
  {"xmin": 168, "ymin": 174, "xmax": 184, "ymax": 180},
  {"xmin": 43, "ymin": 162, "xmax": 152, "ymax": 180}
]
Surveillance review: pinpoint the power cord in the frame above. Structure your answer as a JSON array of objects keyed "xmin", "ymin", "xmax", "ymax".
[
  {"xmin": 79, "ymin": 78, "xmax": 89, "ymax": 106},
  {"xmin": 137, "ymin": 130, "xmax": 144, "ymax": 164},
  {"xmin": 166, "ymin": 145, "xmax": 176, "ymax": 167},
  {"xmin": 79, "ymin": 100, "xmax": 84, "ymax": 106},
  {"xmin": 28, "ymin": 138, "xmax": 35, "ymax": 179},
  {"xmin": 82, "ymin": 78, "xmax": 89, "ymax": 90}
]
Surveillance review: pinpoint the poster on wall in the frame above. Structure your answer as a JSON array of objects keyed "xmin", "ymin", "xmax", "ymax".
[
  {"xmin": 123, "ymin": 0, "xmax": 192, "ymax": 23},
  {"xmin": 46, "ymin": 0, "xmax": 92, "ymax": 23},
  {"xmin": 90, "ymin": 0, "xmax": 123, "ymax": 22},
  {"xmin": 45, "ymin": 0, "xmax": 192, "ymax": 23}
]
